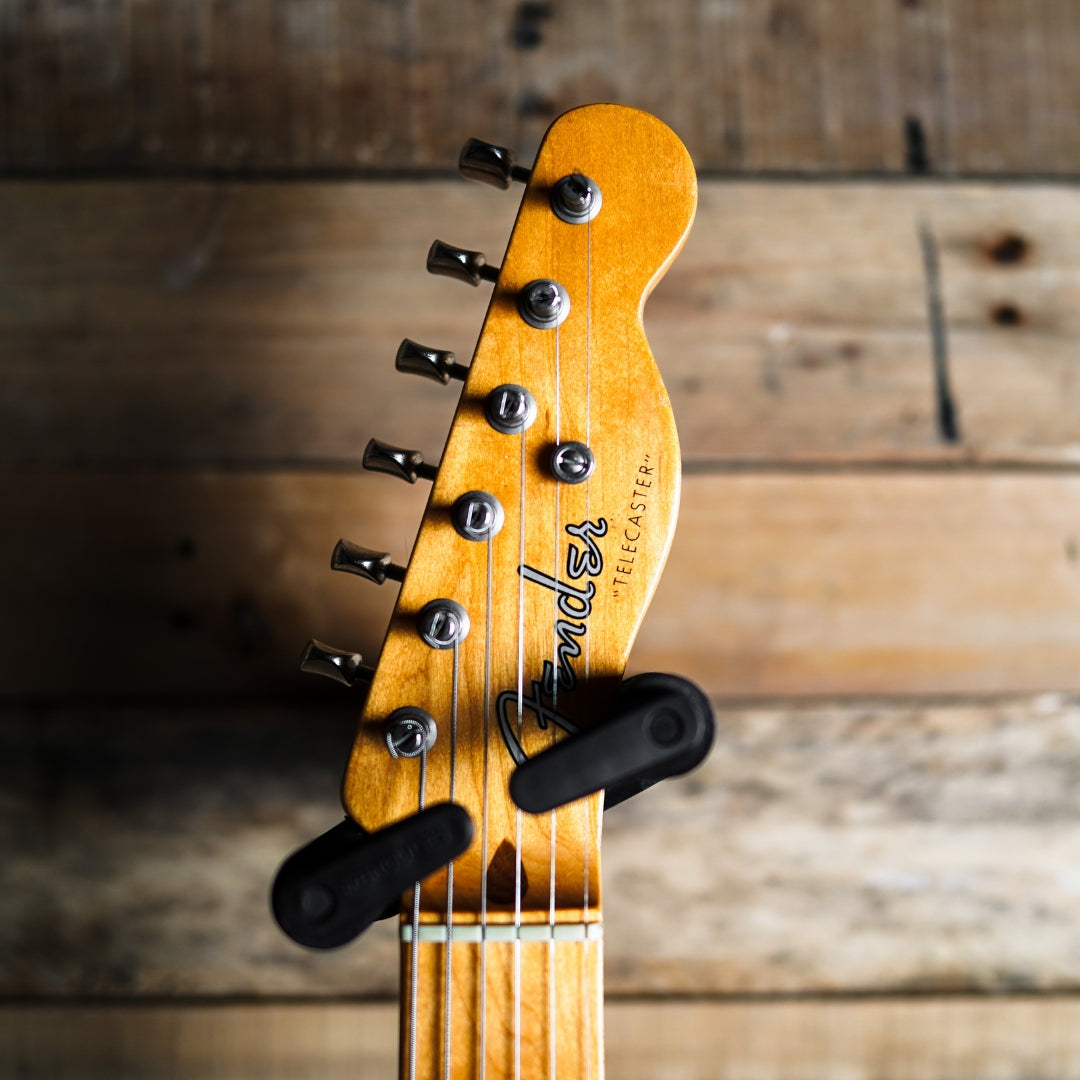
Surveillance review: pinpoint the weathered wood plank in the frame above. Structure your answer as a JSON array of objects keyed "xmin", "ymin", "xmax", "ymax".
[
  {"xmin": 6, "ymin": 1, "xmax": 1080, "ymax": 176},
  {"xmin": 6, "ymin": 998, "xmax": 1080, "ymax": 1080},
  {"xmin": 3, "ymin": 698, "xmax": 1079, "ymax": 997},
  {"xmin": 4, "ymin": 181, "xmax": 1080, "ymax": 467},
  {"xmin": 0, "ymin": 470, "xmax": 1078, "ymax": 700}
]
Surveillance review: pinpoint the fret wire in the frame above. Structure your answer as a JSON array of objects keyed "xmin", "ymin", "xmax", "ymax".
[{"xmin": 443, "ymin": 644, "xmax": 459, "ymax": 1080}]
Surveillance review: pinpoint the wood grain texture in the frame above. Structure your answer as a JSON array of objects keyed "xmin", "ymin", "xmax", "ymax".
[
  {"xmin": 404, "ymin": 938, "xmax": 602, "ymax": 1080},
  {"xmin": 5, "ymin": 0, "xmax": 1080, "ymax": 175},
  {"xmin": 4, "ymin": 697, "xmax": 1080, "ymax": 998},
  {"xmin": 4, "ymin": 180, "xmax": 1080, "ymax": 467},
  {"xmin": 6, "ymin": 998, "xmax": 1080, "ymax": 1080},
  {"xmin": 1, "ymin": 469, "xmax": 1079, "ymax": 700},
  {"xmin": 342, "ymin": 104, "xmax": 694, "ymax": 911}
]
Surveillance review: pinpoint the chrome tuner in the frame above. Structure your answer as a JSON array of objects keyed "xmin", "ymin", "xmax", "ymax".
[
  {"xmin": 486, "ymin": 384, "xmax": 537, "ymax": 434},
  {"xmin": 384, "ymin": 707, "xmax": 437, "ymax": 759},
  {"xmin": 416, "ymin": 598, "xmax": 470, "ymax": 649},
  {"xmin": 300, "ymin": 640, "xmax": 374, "ymax": 687},
  {"xmin": 551, "ymin": 173, "xmax": 603, "ymax": 224},
  {"xmin": 452, "ymin": 491, "xmax": 505, "ymax": 542},
  {"xmin": 362, "ymin": 438, "xmax": 438, "ymax": 484},
  {"xmin": 519, "ymin": 279, "xmax": 570, "ymax": 330},
  {"xmin": 395, "ymin": 339, "xmax": 468, "ymax": 385},
  {"xmin": 458, "ymin": 138, "xmax": 532, "ymax": 189},
  {"xmin": 331, "ymin": 540, "xmax": 405, "ymax": 585},
  {"xmin": 427, "ymin": 240, "xmax": 500, "ymax": 286},
  {"xmin": 551, "ymin": 441, "xmax": 595, "ymax": 484}
]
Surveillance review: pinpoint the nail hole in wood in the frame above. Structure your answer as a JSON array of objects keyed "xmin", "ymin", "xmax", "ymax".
[
  {"xmin": 511, "ymin": 2, "xmax": 553, "ymax": 50},
  {"xmin": 986, "ymin": 232, "xmax": 1030, "ymax": 265},
  {"xmin": 991, "ymin": 302, "xmax": 1023, "ymax": 327}
]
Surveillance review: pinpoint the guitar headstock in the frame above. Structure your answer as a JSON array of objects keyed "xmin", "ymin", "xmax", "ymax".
[{"xmin": 342, "ymin": 104, "xmax": 697, "ymax": 918}]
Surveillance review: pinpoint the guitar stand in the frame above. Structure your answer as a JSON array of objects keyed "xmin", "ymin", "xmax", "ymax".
[{"xmin": 272, "ymin": 672, "xmax": 714, "ymax": 950}]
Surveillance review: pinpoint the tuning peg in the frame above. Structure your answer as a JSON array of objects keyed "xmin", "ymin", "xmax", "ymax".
[
  {"xmin": 331, "ymin": 539, "xmax": 406, "ymax": 585},
  {"xmin": 458, "ymin": 138, "xmax": 532, "ymax": 189},
  {"xmin": 300, "ymin": 640, "xmax": 374, "ymax": 687},
  {"xmin": 427, "ymin": 240, "xmax": 500, "ymax": 287},
  {"xmin": 363, "ymin": 437, "xmax": 438, "ymax": 484},
  {"xmin": 395, "ymin": 339, "xmax": 468, "ymax": 385}
]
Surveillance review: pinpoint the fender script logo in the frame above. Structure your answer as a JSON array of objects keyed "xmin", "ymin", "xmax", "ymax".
[{"xmin": 497, "ymin": 517, "xmax": 607, "ymax": 765}]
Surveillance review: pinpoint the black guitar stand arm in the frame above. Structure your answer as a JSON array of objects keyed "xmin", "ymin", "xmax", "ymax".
[{"xmin": 272, "ymin": 672, "xmax": 713, "ymax": 949}]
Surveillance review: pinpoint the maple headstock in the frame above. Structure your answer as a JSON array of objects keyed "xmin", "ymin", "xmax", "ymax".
[{"xmin": 341, "ymin": 104, "xmax": 698, "ymax": 917}]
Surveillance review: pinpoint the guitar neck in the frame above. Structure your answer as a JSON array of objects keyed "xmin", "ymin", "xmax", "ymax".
[{"xmin": 402, "ymin": 907, "xmax": 604, "ymax": 1080}]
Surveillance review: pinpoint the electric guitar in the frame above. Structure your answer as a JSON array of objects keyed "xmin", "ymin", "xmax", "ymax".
[{"xmin": 273, "ymin": 103, "xmax": 712, "ymax": 1080}]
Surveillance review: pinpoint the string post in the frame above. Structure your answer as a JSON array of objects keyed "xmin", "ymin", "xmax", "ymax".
[
  {"xmin": 417, "ymin": 598, "xmax": 470, "ymax": 649},
  {"xmin": 384, "ymin": 707, "xmax": 438, "ymax": 759}
]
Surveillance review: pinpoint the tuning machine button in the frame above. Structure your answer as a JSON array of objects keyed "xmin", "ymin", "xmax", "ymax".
[
  {"xmin": 395, "ymin": 339, "xmax": 468, "ymax": 385},
  {"xmin": 300, "ymin": 640, "xmax": 374, "ymax": 687},
  {"xmin": 363, "ymin": 438, "xmax": 438, "ymax": 484},
  {"xmin": 458, "ymin": 138, "xmax": 532, "ymax": 189},
  {"xmin": 427, "ymin": 240, "xmax": 501, "ymax": 287},
  {"xmin": 331, "ymin": 540, "xmax": 405, "ymax": 585}
]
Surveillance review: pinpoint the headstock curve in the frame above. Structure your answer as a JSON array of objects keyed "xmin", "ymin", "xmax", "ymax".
[{"xmin": 342, "ymin": 104, "xmax": 698, "ymax": 919}]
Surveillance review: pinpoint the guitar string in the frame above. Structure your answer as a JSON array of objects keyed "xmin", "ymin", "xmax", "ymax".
[
  {"xmin": 443, "ymin": 643, "xmax": 459, "ymax": 1080},
  {"xmin": 408, "ymin": 749, "xmax": 428, "ymax": 1080},
  {"xmin": 510, "ymin": 302, "xmax": 532, "ymax": 1080},
  {"xmin": 548, "ymin": 319, "xmax": 562, "ymax": 1080},
  {"xmin": 582, "ymin": 212, "xmax": 593, "ymax": 1080},
  {"xmin": 514, "ymin": 399, "xmax": 527, "ymax": 1080},
  {"xmin": 479, "ymin": 535, "xmax": 493, "ymax": 1080}
]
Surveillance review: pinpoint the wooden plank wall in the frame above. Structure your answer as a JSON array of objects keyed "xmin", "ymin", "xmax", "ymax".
[
  {"xmin": 5, "ymin": 0, "xmax": 1080, "ymax": 176},
  {"xmin": 4, "ymin": 3, "xmax": 1080, "ymax": 1078}
]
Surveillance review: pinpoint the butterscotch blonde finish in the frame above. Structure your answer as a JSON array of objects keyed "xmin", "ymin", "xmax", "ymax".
[{"xmin": 341, "ymin": 104, "xmax": 696, "ymax": 1079}]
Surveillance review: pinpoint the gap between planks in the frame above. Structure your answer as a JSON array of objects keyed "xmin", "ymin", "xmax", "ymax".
[{"xmin": 4, "ymin": 998, "xmax": 1080, "ymax": 1080}]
